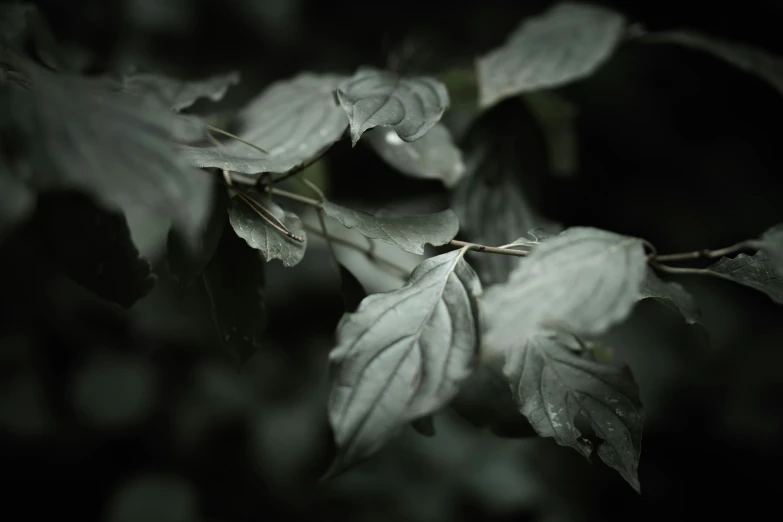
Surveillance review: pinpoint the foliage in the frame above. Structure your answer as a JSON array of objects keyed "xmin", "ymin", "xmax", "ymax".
[{"xmin": 2, "ymin": 1, "xmax": 783, "ymax": 500}]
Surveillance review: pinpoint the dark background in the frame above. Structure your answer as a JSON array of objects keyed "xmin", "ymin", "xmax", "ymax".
[{"xmin": 2, "ymin": 0, "xmax": 783, "ymax": 520}]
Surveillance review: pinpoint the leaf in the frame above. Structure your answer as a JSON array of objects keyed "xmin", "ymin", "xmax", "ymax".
[
  {"xmin": 641, "ymin": 30, "xmax": 783, "ymax": 97},
  {"xmin": 706, "ymin": 251, "xmax": 783, "ymax": 303},
  {"xmin": 477, "ymin": 2, "xmax": 626, "ymax": 109},
  {"xmin": 1, "ymin": 57, "xmax": 214, "ymax": 247},
  {"xmin": 336, "ymin": 66, "xmax": 450, "ymax": 145},
  {"xmin": 523, "ymin": 91, "xmax": 579, "ymax": 178},
  {"xmin": 120, "ymin": 70, "xmax": 240, "ymax": 112},
  {"xmin": 322, "ymin": 201, "xmax": 459, "ymax": 255},
  {"xmin": 203, "ymin": 227, "xmax": 267, "ymax": 366},
  {"xmin": 0, "ymin": 166, "xmax": 34, "ymax": 241},
  {"xmin": 327, "ymin": 249, "xmax": 482, "ymax": 473},
  {"xmin": 227, "ymin": 192, "xmax": 307, "ymax": 267},
  {"xmin": 363, "ymin": 123, "xmax": 465, "ymax": 187},
  {"xmin": 504, "ymin": 330, "xmax": 643, "ymax": 491},
  {"xmin": 751, "ymin": 224, "xmax": 783, "ymax": 275},
  {"xmin": 451, "ymin": 99, "xmax": 557, "ymax": 284},
  {"xmin": 167, "ymin": 183, "xmax": 229, "ymax": 287},
  {"xmin": 640, "ymin": 269, "xmax": 701, "ymax": 324},
  {"xmin": 483, "ymin": 227, "xmax": 647, "ymax": 351},
  {"xmin": 338, "ymin": 263, "xmax": 367, "ymax": 313},
  {"xmin": 35, "ymin": 191, "xmax": 156, "ymax": 308},
  {"xmin": 179, "ymin": 73, "xmax": 347, "ymax": 178}
]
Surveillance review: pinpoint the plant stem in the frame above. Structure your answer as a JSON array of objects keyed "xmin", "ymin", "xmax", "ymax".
[
  {"xmin": 450, "ymin": 240, "xmax": 529, "ymax": 257},
  {"xmin": 652, "ymin": 241, "xmax": 753, "ymax": 263},
  {"xmin": 649, "ymin": 262, "xmax": 738, "ymax": 285},
  {"xmin": 267, "ymin": 187, "xmax": 323, "ymax": 208}
]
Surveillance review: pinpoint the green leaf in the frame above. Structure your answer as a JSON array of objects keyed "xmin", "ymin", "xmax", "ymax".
[
  {"xmin": 35, "ymin": 191, "xmax": 156, "ymax": 308},
  {"xmin": 504, "ymin": 330, "xmax": 643, "ymax": 492},
  {"xmin": 706, "ymin": 251, "xmax": 783, "ymax": 303},
  {"xmin": 322, "ymin": 201, "xmax": 459, "ymax": 255},
  {"xmin": 363, "ymin": 123, "xmax": 465, "ymax": 187},
  {"xmin": 338, "ymin": 263, "xmax": 367, "ymax": 313},
  {"xmin": 523, "ymin": 91, "xmax": 579, "ymax": 178},
  {"xmin": 327, "ymin": 249, "xmax": 482, "ymax": 474},
  {"xmin": 477, "ymin": 2, "xmax": 625, "ymax": 109},
  {"xmin": 751, "ymin": 224, "xmax": 783, "ymax": 275},
  {"xmin": 180, "ymin": 73, "xmax": 347, "ymax": 178},
  {"xmin": 483, "ymin": 227, "xmax": 647, "ymax": 351},
  {"xmin": 203, "ymin": 227, "xmax": 267, "ymax": 366},
  {"xmin": 1, "ymin": 58, "xmax": 214, "ymax": 247},
  {"xmin": 640, "ymin": 269, "xmax": 701, "ymax": 324},
  {"xmin": 336, "ymin": 66, "xmax": 450, "ymax": 145},
  {"xmin": 119, "ymin": 70, "xmax": 240, "ymax": 112},
  {"xmin": 451, "ymin": 100, "xmax": 558, "ymax": 284},
  {"xmin": 166, "ymin": 183, "xmax": 229, "ymax": 287},
  {"xmin": 227, "ymin": 192, "xmax": 307, "ymax": 267},
  {"xmin": 641, "ymin": 30, "xmax": 783, "ymax": 97}
]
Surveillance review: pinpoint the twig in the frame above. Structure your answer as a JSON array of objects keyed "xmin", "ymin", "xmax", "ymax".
[
  {"xmin": 649, "ymin": 262, "xmax": 738, "ymax": 285},
  {"xmin": 267, "ymin": 187, "xmax": 323, "ymax": 208},
  {"xmin": 652, "ymin": 241, "xmax": 753, "ymax": 263},
  {"xmin": 449, "ymin": 240, "xmax": 529, "ymax": 257},
  {"xmin": 267, "ymin": 144, "xmax": 333, "ymax": 185}
]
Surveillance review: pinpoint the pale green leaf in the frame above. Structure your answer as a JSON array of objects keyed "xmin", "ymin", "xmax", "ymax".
[
  {"xmin": 707, "ymin": 251, "xmax": 783, "ymax": 303},
  {"xmin": 120, "ymin": 70, "xmax": 240, "ymax": 112},
  {"xmin": 504, "ymin": 330, "xmax": 643, "ymax": 491},
  {"xmin": 477, "ymin": 2, "xmax": 625, "ymax": 108},
  {"xmin": 750, "ymin": 224, "xmax": 783, "ymax": 275},
  {"xmin": 327, "ymin": 250, "xmax": 482, "ymax": 474},
  {"xmin": 640, "ymin": 269, "xmax": 701, "ymax": 324},
  {"xmin": 336, "ymin": 66, "xmax": 449, "ymax": 145},
  {"xmin": 227, "ymin": 192, "xmax": 307, "ymax": 267},
  {"xmin": 322, "ymin": 201, "xmax": 459, "ymax": 255},
  {"xmin": 483, "ymin": 227, "xmax": 647, "ymax": 350},
  {"xmin": 363, "ymin": 123, "xmax": 465, "ymax": 187}
]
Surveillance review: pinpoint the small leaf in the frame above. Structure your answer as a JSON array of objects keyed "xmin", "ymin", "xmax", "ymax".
[
  {"xmin": 641, "ymin": 30, "xmax": 783, "ymax": 97},
  {"xmin": 410, "ymin": 415, "xmax": 436, "ymax": 437},
  {"xmin": 706, "ymin": 251, "xmax": 783, "ymax": 303},
  {"xmin": 35, "ymin": 191, "xmax": 156, "ymax": 308},
  {"xmin": 338, "ymin": 263, "xmax": 367, "ymax": 313},
  {"xmin": 750, "ymin": 224, "xmax": 783, "ymax": 275},
  {"xmin": 327, "ymin": 249, "xmax": 482, "ymax": 473},
  {"xmin": 167, "ymin": 183, "xmax": 229, "ymax": 287},
  {"xmin": 523, "ymin": 91, "xmax": 579, "ymax": 178},
  {"xmin": 203, "ymin": 228, "xmax": 267, "ymax": 366},
  {"xmin": 363, "ymin": 123, "xmax": 465, "ymax": 187},
  {"xmin": 483, "ymin": 227, "xmax": 647, "ymax": 351},
  {"xmin": 120, "ymin": 70, "xmax": 240, "ymax": 112},
  {"xmin": 336, "ymin": 66, "xmax": 450, "ymax": 145},
  {"xmin": 640, "ymin": 268, "xmax": 701, "ymax": 324},
  {"xmin": 322, "ymin": 201, "xmax": 459, "ymax": 255},
  {"xmin": 1, "ymin": 57, "xmax": 214, "ymax": 247},
  {"xmin": 180, "ymin": 73, "xmax": 347, "ymax": 178},
  {"xmin": 451, "ymin": 100, "xmax": 558, "ymax": 284},
  {"xmin": 477, "ymin": 2, "xmax": 625, "ymax": 108},
  {"xmin": 504, "ymin": 330, "xmax": 643, "ymax": 491},
  {"xmin": 227, "ymin": 192, "xmax": 307, "ymax": 267}
]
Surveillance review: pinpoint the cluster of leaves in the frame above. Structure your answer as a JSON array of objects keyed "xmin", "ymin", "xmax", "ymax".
[{"xmin": 3, "ymin": 1, "xmax": 783, "ymax": 493}]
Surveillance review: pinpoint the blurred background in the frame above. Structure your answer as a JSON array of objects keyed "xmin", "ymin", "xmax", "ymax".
[{"xmin": 2, "ymin": 0, "xmax": 783, "ymax": 520}]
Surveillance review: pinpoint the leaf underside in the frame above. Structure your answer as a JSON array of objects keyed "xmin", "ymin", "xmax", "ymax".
[
  {"xmin": 752, "ymin": 224, "xmax": 783, "ymax": 276},
  {"xmin": 707, "ymin": 251, "xmax": 783, "ymax": 303},
  {"xmin": 640, "ymin": 268, "xmax": 701, "ymax": 324}
]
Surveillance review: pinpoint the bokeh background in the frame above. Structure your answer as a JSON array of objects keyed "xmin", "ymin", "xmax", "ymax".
[{"xmin": 2, "ymin": 0, "xmax": 783, "ymax": 520}]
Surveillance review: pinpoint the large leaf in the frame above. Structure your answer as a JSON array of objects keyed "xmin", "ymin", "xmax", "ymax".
[
  {"xmin": 751, "ymin": 224, "xmax": 783, "ymax": 275},
  {"xmin": 322, "ymin": 201, "xmax": 459, "ymax": 255},
  {"xmin": 483, "ymin": 227, "xmax": 647, "ymax": 350},
  {"xmin": 227, "ymin": 192, "xmax": 307, "ymax": 267},
  {"xmin": 1, "ymin": 55, "xmax": 214, "ymax": 246},
  {"xmin": 363, "ymin": 123, "xmax": 465, "ymax": 187},
  {"xmin": 477, "ymin": 2, "xmax": 625, "ymax": 109},
  {"xmin": 35, "ymin": 191, "xmax": 155, "ymax": 308},
  {"xmin": 523, "ymin": 91, "xmax": 579, "ymax": 178},
  {"xmin": 451, "ymin": 99, "xmax": 555, "ymax": 284},
  {"xmin": 706, "ymin": 251, "xmax": 783, "ymax": 303},
  {"xmin": 336, "ymin": 66, "xmax": 450, "ymax": 145},
  {"xmin": 504, "ymin": 330, "xmax": 643, "ymax": 491},
  {"xmin": 640, "ymin": 269, "xmax": 701, "ymax": 324},
  {"xmin": 167, "ymin": 183, "xmax": 229, "ymax": 287},
  {"xmin": 120, "ymin": 70, "xmax": 240, "ymax": 112},
  {"xmin": 179, "ymin": 73, "xmax": 347, "ymax": 179},
  {"xmin": 327, "ymin": 249, "xmax": 482, "ymax": 473},
  {"xmin": 203, "ymin": 227, "xmax": 267, "ymax": 366},
  {"xmin": 641, "ymin": 30, "xmax": 783, "ymax": 97}
]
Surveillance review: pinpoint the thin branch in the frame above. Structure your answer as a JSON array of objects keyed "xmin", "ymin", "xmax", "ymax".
[
  {"xmin": 652, "ymin": 241, "xmax": 753, "ymax": 263},
  {"xmin": 267, "ymin": 187, "xmax": 323, "ymax": 208},
  {"xmin": 182, "ymin": 117, "xmax": 268, "ymax": 154},
  {"xmin": 450, "ymin": 240, "xmax": 530, "ymax": 257},
  {"xmin": 267, "ymin": 144, "xmax": 333, "ymax": 185},
  {"xmin": 300, "ymin": 177, "xmax": 326, "ymax": 201},
  {"xmin": 649, "ymin": 262, "xmax": 738, "ymax": 285}
]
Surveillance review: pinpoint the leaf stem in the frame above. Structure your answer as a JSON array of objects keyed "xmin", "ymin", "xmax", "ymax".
[
  {"xmin": 449, "ymin": 240, "xmax": 529, "ymax": 257},
  {"xmin": 649, "ymin": 262, "xmax": 738, "ymax": 285},
  {"xmin": 652, "ymin": 241, "xmax": 753, "ymax": 263}
]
